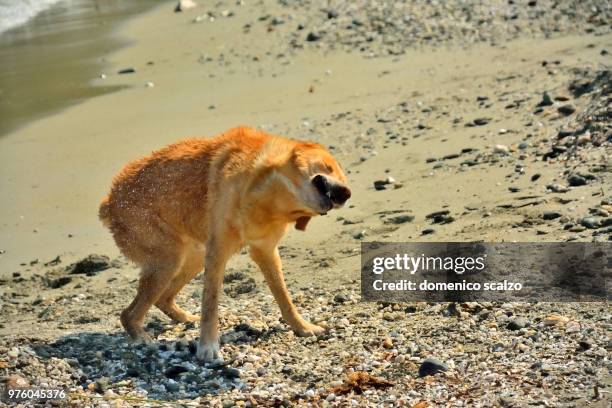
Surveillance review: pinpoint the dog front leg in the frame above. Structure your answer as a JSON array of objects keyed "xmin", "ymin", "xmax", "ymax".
[
  {"xmin": 250, "ymin": 245, "xmax": 324, "ymax": 337},
  {"xmin": 196, "ymin": 241, "xmax": 232, "ymax": 362}
]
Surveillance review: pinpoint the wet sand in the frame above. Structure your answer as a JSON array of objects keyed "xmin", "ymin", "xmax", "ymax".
[{"xmin": 0, "ymin": 0, "xmax": 161, "ymax": 136}]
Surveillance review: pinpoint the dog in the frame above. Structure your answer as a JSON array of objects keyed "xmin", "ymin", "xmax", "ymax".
[{"xmin": 99, "ymin": 126, "xmax": 351, "ymax": 361}]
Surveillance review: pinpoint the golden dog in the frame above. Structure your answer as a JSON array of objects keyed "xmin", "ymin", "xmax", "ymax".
[{"xmin": 99, "ymin": 126, "xmax": 351, "ymax": 361}]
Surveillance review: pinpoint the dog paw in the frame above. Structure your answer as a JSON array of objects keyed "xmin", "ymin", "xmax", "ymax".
[
  {"xmin": 294, "ymin": 322, "xmax": 325, "ymax": 337},
  {"xmin": 131, "ymin": 331, "xmax": 153, "ymax": 344},
  {"xmin": 174, "ymin": 313, "xmax": 200, "ymax": 323},
  {"xmin": 184, "ymin": 313, "xmax": 200, "ymax": 322},
  {"xmin": 196, "ymin": 341, "xmax": 220, "ymax": 362}
]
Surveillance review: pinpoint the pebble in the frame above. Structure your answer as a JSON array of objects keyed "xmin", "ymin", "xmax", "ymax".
[
  {"xmin": 387, "ymin": 214, "xmax": 415, "ymax": 224},
  {"xmin": 306, "ymin": 32, "xmax": 322, "ymax": 42},
  {"xmin": 223, "ymin": 367, "xmax": 241, "ymax": 378},
  {"xmin": 382, "ymin": 337, "xmax": 393, "ymax": 349},
  {"xmin": 578, "ymin": 340, "xmax": 592, "ymax": 351},
  {"xmin": 580, "ymin": 217, "xmax": 600, "ymax": 229},
  {"xmin": 557, "ymin": 104, "xmax": 576, "ymax": 116},
  {"xmin": 117, "ymin": 68, "xmax": 136, "ymax": 75},
  {"xmin": 334, "ymin": 293, "xmax": 349, "ymax": 304},
  {"xmin": 353, "ymin": 230, "xmax": 366, "ymax": 239},
  {"xmin": 373, "ymin": 180, "xmax": 388, "ymax": 190},
  {"xmin": 94, "ymin": 377, "xmax": 110, "ymax": 392},
  {"xmin": 542, "ymin": 211, "xmax": 562, "ymax": 220},
  {"xmin": 373, "ymin": 176, "xmax": 396, "ymax": 190},
  {"xmin": 568, "ymin": 174, "xmax": 587, "ymax": 187},
  {"xmin": 175, "ymin": 0, "xmax": 198, "ymax": 12},
  {"xmin": 507, "ymin": 317, "xmax": 528, "ymax": 331},
  {"xmin": 493, "ymin": 144, "xmax": 509, "ymax": 155},
  {"xmin": 418, "ymin": 358, "xmax": 448, "ymax": 377},
  {"xmin": 576, "ymin": 134, "xmax": 591, "ymax": 145},
  {"xmin": 472, "ymin": 117, "xmax": 490, "ymax": 126},
  {"xmin": 547, "ymin": 184, "xmax": 569, "ymax": 193},
  {"xmin": 165, "ymin": 364, "xmax": 189, "ymax": 378}
]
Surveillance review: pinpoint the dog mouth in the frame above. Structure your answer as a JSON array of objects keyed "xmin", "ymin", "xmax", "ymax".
[{"xmin": 318, "ymin": 194, "xmax": 333, "ymax": 215}]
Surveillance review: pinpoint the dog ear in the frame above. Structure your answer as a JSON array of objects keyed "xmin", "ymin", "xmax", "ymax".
[{"xmin": 295, "ymin": 216, "xmax": 311, "ymax": 231}]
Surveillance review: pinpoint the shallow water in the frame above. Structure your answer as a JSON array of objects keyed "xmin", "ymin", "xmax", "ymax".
[{"xmin": 0, "ymin": 0, "xmax": 162, "ymax": 137}]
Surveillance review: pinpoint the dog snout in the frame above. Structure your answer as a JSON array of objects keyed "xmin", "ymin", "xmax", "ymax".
[
  {"xmin": 312, "ymin": 174, "xmax": 330, "ymax": 197},
  {"xmin": 312, "ymin": 174, "xmax": 351, "ymax": 205},
  {"xmin": 331, "ymin": 184, "xmax": 351, "ymax": 205}
]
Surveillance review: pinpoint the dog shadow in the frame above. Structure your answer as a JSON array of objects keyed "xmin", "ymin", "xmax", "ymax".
[{"xmin": 31, "ymin": 322, "xmax": 282, "ymax": 401}]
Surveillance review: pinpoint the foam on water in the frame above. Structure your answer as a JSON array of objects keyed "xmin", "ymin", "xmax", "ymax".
[{"xmin": 0, "ymin": 0, "xmax": 64, "ymax": 34}]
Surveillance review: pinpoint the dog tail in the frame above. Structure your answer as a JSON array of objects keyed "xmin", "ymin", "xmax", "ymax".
[{"xmin": 98, "ymin": 196, "xmax": 112, "ymax": 228}]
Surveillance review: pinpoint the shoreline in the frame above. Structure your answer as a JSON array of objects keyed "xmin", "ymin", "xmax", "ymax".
[{"xmin": 0, "ymin": 0, "xmax": 164, "ymax": 137}]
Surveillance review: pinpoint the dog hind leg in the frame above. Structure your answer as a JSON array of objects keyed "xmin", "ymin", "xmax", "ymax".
[
  {"xmin": 121, "ymin": 252, "xmax": 185, "ymax": 342},
  {"xmin": 155, "ymin": 245, "xmax": 204, "ymax": 322}
]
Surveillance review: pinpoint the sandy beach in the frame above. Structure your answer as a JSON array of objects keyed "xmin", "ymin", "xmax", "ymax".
[{"xmin": 0, "ymin": 0, "xmax": 610, "ymax": 406}]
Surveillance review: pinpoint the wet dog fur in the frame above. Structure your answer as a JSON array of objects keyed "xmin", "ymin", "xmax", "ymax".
[{"xmin": 99, "ymin": 126, "xmax": 351, "ymax": 361}]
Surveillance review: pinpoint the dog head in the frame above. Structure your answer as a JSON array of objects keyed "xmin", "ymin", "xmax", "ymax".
[{"xmin": 286, "ymin": 142, "xmax": 351, "ymax": 230}]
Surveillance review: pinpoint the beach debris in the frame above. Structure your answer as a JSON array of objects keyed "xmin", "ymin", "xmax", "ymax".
[
  {"xmin": 536, "ymin": 91, "xmax": 554, "ymax": 107},
  {"xmin": 426, "ymin": 210, "xmax": 454, "ymax": 224},
  {"xmin": 331, "ymin": 372, "xmax": 394, "ymax": 395},
  {"xmin": 45, "ymin": 276, "xmax": 72, "ymax": 289},
  {"xmin": 543, "ymin": 314, "xmax": 570, "ymax": 326},
  {"xmin": 2, "ymin": 374, "xmax": 30, "ymax": 388},
  {"xmin": 175, "ymin": 0, "xmax": 197, "ymax": 12},
  {"xmin": 145, "ymin": 81, "xmax": 155, "ymax": 88},
  {"xmin": 44, "ymin": 255, "xmax": 62, "ymax": 266},
  {"xmin": 67, "ymin": 254, "xmax": 115, "ymax": 276},
  {"xmin": 373, "ymin": 176, "xmax": 397, "ymax": 190}
]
